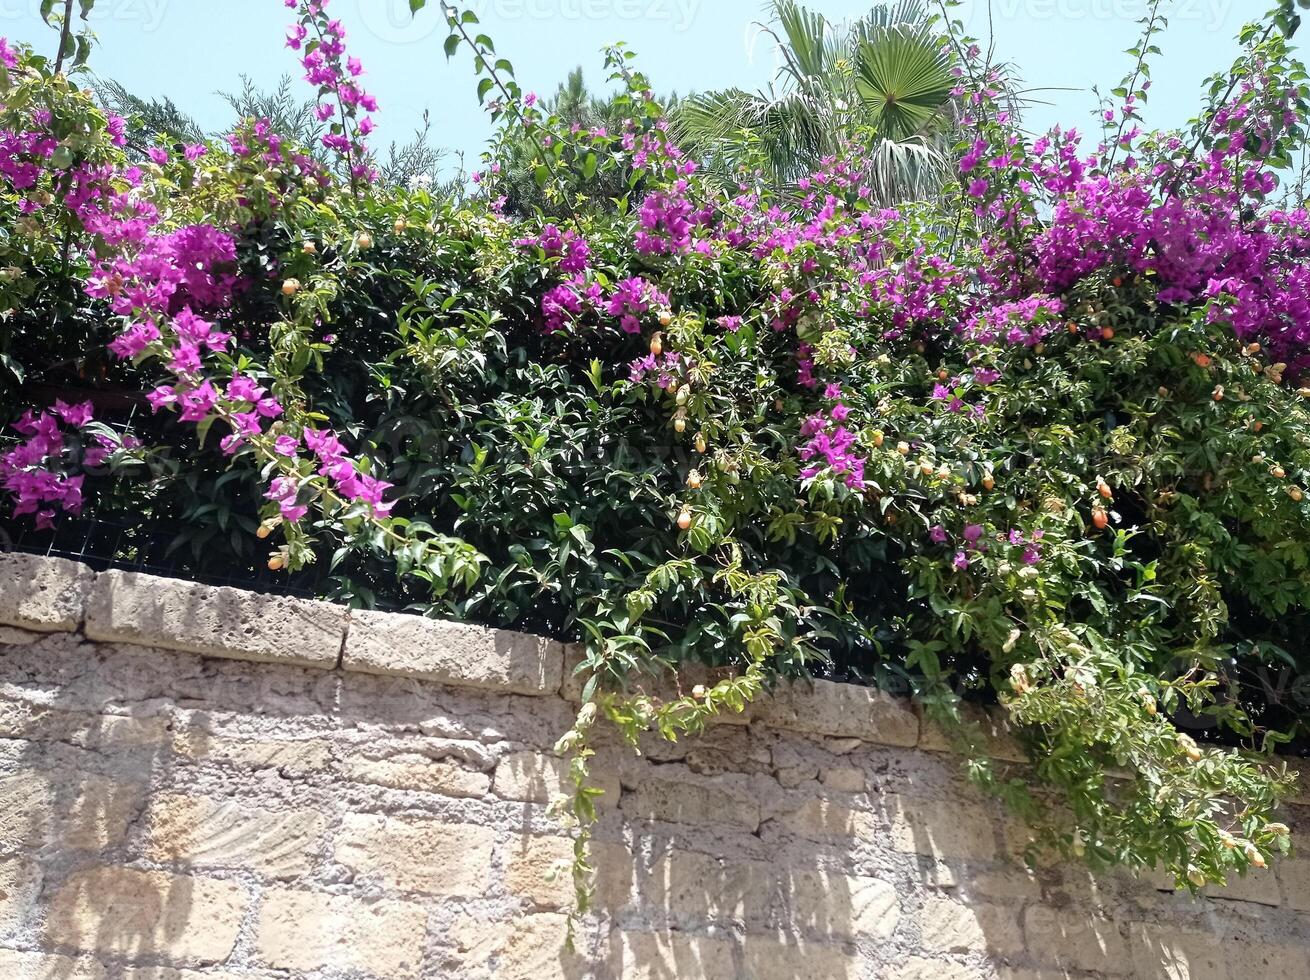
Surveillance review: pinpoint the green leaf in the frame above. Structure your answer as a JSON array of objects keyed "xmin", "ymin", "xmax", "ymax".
[{"xmin": 444, "ymin": 33, "xmax": 461, "ymax": 58}]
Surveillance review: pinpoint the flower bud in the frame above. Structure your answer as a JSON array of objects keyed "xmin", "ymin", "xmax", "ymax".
[{"xmin": 1246, "ymin": 843, "xmax": 1267, "ymax": 869}]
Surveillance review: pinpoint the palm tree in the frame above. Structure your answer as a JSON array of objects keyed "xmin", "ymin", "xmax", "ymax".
[{"xmin": 673, "ymin": 0, "xmax": 960, "ymax": 203}]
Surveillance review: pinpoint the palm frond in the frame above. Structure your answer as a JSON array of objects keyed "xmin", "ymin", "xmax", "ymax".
[{"xmin": 853, "ymin": 26, "xmax": 955, "ymax": 141}]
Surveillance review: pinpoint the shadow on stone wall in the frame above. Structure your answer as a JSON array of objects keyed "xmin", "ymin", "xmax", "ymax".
[{"xmin": 0, "ymin": 631, "xmax": 1307, "ymax": 979}]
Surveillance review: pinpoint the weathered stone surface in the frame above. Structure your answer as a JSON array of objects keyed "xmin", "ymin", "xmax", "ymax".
[
  {"xmin": 333, "ymin": 813, "xmax": 495, "ymax": 896},
  {"xmin": 1224, "ymin": 937, "xmax": 1310, "ymax": 975},
  {"xmin": 85, "ymin": 569, "xmax": 345, "ymax": 669},
  {"xmin": 1204, "ymin": 866, "xmax": 1281, "ymax": 907},
  {"xmin": 819, "ymin": 766, "xmax": 865, "ymax": 793},
  {"xmin": 890, "ymin": 958, "xmax": 987, "ymax": 980},
  {"xmin": 610, "ymin": 930, "xmax": 737, "ymax": 980},
  {"xmin": 881, "ymin": 794, "xmax": 1000, "ymax": 862},
  {"xmin": 739, "ymin": 936, "xmax": 858, "ymax": 980},
  {"xmin": 256, "ymin": 888, "xmax": 427, "ymax": 979},
  {"xmin": 918, "ymin": 895, "xmax": 1024, "ymax": 955},
  {"xmin": 620, "ymin": 774, "xmax": 761, "ymax": 832},
  {"xmin": 748, "ymin": 677, "xmax": 920, "ymax": 746},
  {"xmin": 1024, "ymin": 907, "xmax": 1131, "ymax": 976},
  {"xmin": 145, "ymin": 792, "xmax": 327, "ymax": 879},
  {"xmin": 344, "ymin": 608, "xmax": 564, "ymax": 695},
  {"xmin": 0, "ymin": 949, "xmax": 106, "ymax": 980},
  {"xmin": 0, "ymin": 770, "xmax": 140, "ymax": 853},
  {"xmin": 918, "ymin": 702, "xmax": 1027, "ymax": 763},
  {"xmin": 1, "ymin": 567, "xmax": 1308, "ymax": 979},
  {"xmin": 787, "ymin": 871, "xmax": 900, "ymax": 941},
  {"xmin": 172, "ymin": 731, "xmax": 332, "ymax": 775},
  {"xmin": 971, "ymin": 868, "xmax": 1042, "ymax": 900},
  {"xmin": 504, "ymin": 835, "xmax": 632, "ymax": 911},
  {"xmin": 338, "ymin": 752, "xmax": 491, "ymax": 798},
  {"xmin": 0, "ymin": 553, "xmax": 94, "ymax": 632},
  {"xmin": 117, "ymin": 969, "xmax": 265, "ymax": 980},
  {"xmin": 492, "ymin": 750, "xmax": 620, "ymax": 807},
  {"xmin": 0, "ymin": 857, "xmax": 41, "ymax": 931},
  {"xmin": 46, "ymin": 866, "xmax": 246, "ymax": 963},
  {"xmin": 1277, "ymin": 857, "xmax": 1310, "ymax": 911},
  {"xmin": 117, "ymin": 970, "xmax": 266, "ymax": 980},
  {"xmin": 1129, "ymin": 923, "xmax": 1227, "ymax": 980},
  {"xmin": 645, "ymin": 849, "xmax": 774, "ymax": 925},
  {"xmin": 447, "ymin": 912, "xmax": 593, "ymax": 980},
  {"xmin": 777, "ymin": 797, "xmax": 862, "ymax": 840}
]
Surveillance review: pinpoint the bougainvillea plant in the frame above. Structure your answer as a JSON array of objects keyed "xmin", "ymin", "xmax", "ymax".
[{"xmin": 5, "ymin": 0, "xmax": 1310, "ymax": 921}]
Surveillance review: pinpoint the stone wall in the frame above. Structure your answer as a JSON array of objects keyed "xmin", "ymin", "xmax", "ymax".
[{"xmin": 0, "ymin": 552, "xmax": 1308, "ymax": 979}]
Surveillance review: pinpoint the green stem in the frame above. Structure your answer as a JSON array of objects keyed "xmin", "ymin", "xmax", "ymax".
[{"xmin": 52, "ymin": 0, "xmax": 74, "ymax": 74}]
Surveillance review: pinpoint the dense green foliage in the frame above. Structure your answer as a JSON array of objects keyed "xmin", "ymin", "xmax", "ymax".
[{"xmin": 5, "ymin": 0, "xmax": 1310, "ymax": 911}]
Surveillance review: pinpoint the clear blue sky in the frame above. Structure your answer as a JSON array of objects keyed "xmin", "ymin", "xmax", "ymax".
[{"xmin": 1, "ymin": 0, "xmax": 1270, "ymax": 173}]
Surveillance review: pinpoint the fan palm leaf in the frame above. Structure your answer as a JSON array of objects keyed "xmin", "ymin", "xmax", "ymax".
[{"xmin": 852, "ymin": 26, "xmax": 956, "ymax": 142}]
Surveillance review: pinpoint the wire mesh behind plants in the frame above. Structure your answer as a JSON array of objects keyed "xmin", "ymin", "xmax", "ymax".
[{"xmin": 1, "ymin": 390, "xmax": 340, "ymax": 603}]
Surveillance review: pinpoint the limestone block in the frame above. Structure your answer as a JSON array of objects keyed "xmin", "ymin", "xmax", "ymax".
[
  {"xmin": 918, "ymin": 702, "xmax": 1028, "ymax": 763},
  {"xmin": 1203, "ymin": 866, "xmax": 1280, "ymax": 907},
  {"xmin": 256, "ymin": 887, "xmax": 427, "ymax": 979},
  {"xmin": 333, "ymin": 813, "xmax": 495, "ymax": 896},
  {"xmin": 739, "ymin": 935, "xmax": 858, "ymax": 980},
  {"xmin": 0, "ymin": 553, "xmax": 94, "ymax": 632},
  {"xmin": 338, "ymin": 752, "xmax": 491, "ymax": 798},
  {"xmin": 0, "ymin": 950, "xmax": 106, "ymax": 980},
  {"xmin": 492, "ymin": 751, "xmax": 619, "ymax": 807},
  {"xmin": 344, "ymin": 608, "xmax": 564, "ymax": 695},
  {"xmin": 917, "ymin": 895, "xmax": 1024, "ymax": 956},
  {"xmin": 172, "ymin": 731, "xmax": 331, "ymax": 775},
  {"xmin": 145, "ymin": 792, "xmax": 327, "ymax": 879},
  {"xmin": 504, "ymin": 834, "xmax": 631, "ymax": 911},
  {"xmin": 447, "ymin": 912, "xmax": 595, "ymax": 980},
  {"xmin": 785, "ymin": 870, "xmax": 900, "ymax": 941},
  {"xmin": 609, "ymin": 930, "xmax": 737, "ymax": 980},
  {"xmin": 1024, "ymin": 906, "xmax": 1131, "ymax": 976},
  {"xmin": 890, "ymin": 959, "xmax": 987, "ymax": 980},
  {"xmin": 86, "ymin": 569, "xmax": 345, "ymax": 669},
  {"xmin": 0, "ymin": 770, "xmax": 140, "ymax": 853},
  {"xmin": 46, "ymin": 866, "xmax": 246, "ymax": 963},
  {"xmin": 1129, "ymin": 923, "xmax": 1227, "ymax": 980},
  {"xmin": 749, "ymin": 678, "xmax": 920, "ymax": 746},
  {"xmin": 0, "ymin": 856, "xmax": 42, "ymax": 930},
  {"xmin": 620, "ymin": 774, "xmax": 761, "ymax": 832}
]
